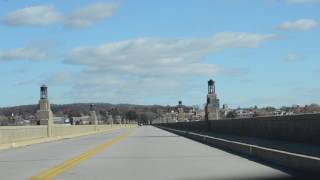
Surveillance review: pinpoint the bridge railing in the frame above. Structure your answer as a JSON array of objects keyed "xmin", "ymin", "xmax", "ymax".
[
  {"xmin": 0, "ymin": 124, "xmax": 135, "ymax": 150},
  {"xmin": 0, "ymin": 126, "xmax": 47, "ymax": 144},
  {"xmin": 157, "ymin": 113, "xmax": 320, "ymax": 145}
]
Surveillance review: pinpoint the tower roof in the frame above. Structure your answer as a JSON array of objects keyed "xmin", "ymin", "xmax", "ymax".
[
  {"xmin": 90, "ymin": 104, "xmax": 95, "ymax": 111},
  {"xmin": 41, "ymin": 84, "xmax": 47, "ymax": 88},
  {"xmin": 208, "ymin": 79, "xmax": 214, "ymax": 86}
]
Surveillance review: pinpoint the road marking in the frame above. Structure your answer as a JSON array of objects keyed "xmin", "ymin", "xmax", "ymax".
[{"xmin": 30, "ymin": 128, "xmax": 135, "ymax": 180}]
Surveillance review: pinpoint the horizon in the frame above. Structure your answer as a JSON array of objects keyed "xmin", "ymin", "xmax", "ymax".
[
  {"xmin": 0, "ymin": 0, "xmax": 319, "ymax": 108},
  {"xmin": 0, "ymin": 100, "xmax": 318, "ymax": 110}
]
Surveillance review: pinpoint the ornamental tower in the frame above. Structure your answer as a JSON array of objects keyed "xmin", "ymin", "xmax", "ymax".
[
  {"xmin": 205, "ymin": 79, "xmax": 219, "ymax": 120},
  {"xmin": 89, "ymin": 104, "xmax": 98, "ymax": 125},
  {"xmin": 36, "ymin": 84, "xmax": 53, "ymax": 136},
  {"xmin": 177, "ymin": 101, "xmax": 185, "ymax": 122}
]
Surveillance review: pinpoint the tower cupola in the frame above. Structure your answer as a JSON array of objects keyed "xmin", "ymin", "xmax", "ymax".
[{"xmin": 40, "ymin": 84, "xmax": 48, "ymax": 99}]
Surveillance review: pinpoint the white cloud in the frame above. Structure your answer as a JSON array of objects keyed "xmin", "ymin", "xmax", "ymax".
[
  {"xmin": 65, "ymin": 2, "xmax": 119, "ymax": 28},
  {"xmin": 83, "ymin": 63, "xmax": 222, "ymax": 77},
  {"xmin": 14, "ymin": 80, "xmax": 36, "ymax": 86},
  {"xmin": 278, "ymin": 19, "xmax": 319, "ymax": 31},
  {"xmin": 65, "ymin": 32, "xmax": 277, "ymax": 77},
  {"xmin": 45, "ymin": 70, "xmax": 182, "ymax": 104},
  {"xmin": 46, "ymin": 32, "xmax": 276, "ymax": 103},
  {"xmin": 2, "ymin": 2, "xmax": 118, "ymax": 28},
  {"xmin": 3, "ymin": 5, "xmax": 62, "ymax": 26},
  {"xmin": 0, "ymin": 43, "xmax": 54, "ymax": 61},
  {"xmin": 284, "ymin": 53, "xmax": 305, "ymax": 61},
  {"xmin": 280, "ymin": 0, "xmax": 320, "ymax": 4}
]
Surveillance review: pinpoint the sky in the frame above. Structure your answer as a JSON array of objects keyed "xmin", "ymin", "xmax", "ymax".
[{"xmin": 0, "ymin": 0, "xmax": 319, "ymax": 108}]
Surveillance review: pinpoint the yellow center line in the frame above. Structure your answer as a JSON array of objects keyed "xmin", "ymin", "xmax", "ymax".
[{"xmin": 30, "ymin": 128, "xmax": 135, "ymax": 180}]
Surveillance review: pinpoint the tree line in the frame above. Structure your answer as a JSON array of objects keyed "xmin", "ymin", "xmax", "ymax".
[{"xmin": 0, "ymin": 103, "xmax": 190, "ymax": 125}]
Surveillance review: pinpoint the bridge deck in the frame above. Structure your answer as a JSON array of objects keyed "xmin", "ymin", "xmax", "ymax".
[{"xmin": 0, "ymin": 126, "xmax": 291, "ymax": 180}]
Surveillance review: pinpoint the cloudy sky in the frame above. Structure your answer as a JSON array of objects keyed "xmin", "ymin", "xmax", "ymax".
[{"xmin": 0, "ymin": 0, "xmax": 319, "ymax": 108}]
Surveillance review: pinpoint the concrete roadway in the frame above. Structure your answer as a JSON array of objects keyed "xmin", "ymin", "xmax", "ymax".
[{"xmin": 0, "ymin": 126, "xmax": 292, "ymax": 180}]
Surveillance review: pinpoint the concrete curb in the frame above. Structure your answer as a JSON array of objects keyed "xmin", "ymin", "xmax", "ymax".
[
  {"xmin": 157, "ymin": 126, "xmax": 320, "ymax": 174},
  {"xmin": 0, "ymin": 126, "xmax": 135, "ymax": 151}
]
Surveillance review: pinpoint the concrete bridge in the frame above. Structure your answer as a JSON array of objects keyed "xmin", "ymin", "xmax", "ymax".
[{"xmin": 0, "ymin": 119, "xmax": 319, "ymax": 180}]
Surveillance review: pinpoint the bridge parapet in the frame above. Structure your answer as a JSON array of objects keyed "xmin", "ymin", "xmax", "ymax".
[
  {"xmin": 0, "ymin": 124, "xmax": 136, "ymax": 150},
  {"xmin": 158, "ymin": 113, "xmax": 320, "ymax": 145}
]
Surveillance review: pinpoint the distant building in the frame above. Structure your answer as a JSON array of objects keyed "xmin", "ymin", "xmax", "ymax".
[
  {"xmin": 72, "ymin": 116, "xmax": 91, "ymax": 125},
  {"xmin": 273, "ymin": 110, "xmax": 294, "ymax": 116},
  {"xmin": 235, "ymin": 109, "xmax": 254, "ymax": 118},
  {"xmin": 53, "ymin": 117, "xmax": 69, "ymax": 124}
]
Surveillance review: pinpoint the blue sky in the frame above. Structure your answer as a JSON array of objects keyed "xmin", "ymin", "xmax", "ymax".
[{"xmin": 0, "ymin": 0, "xmax": 319, "ymax": 108}]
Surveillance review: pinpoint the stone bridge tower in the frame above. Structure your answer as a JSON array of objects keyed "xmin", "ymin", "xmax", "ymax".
[
  {"xmin": 205, "ymin": 79, "xmax": 219, "ymax": 120},
  {"xmin": 36, "ymin": 84, "xmax": 53, "ymax": 136},
  {"xmin": 89, "ymin": 104, "xmax": 98, "ymax": 125},
  {"xmin": 177, "ymin": 101, "xmax": 185, "ymax": 122},
  {"xmin": 106, "ymin": 111, "xmax": 114, "ymax": 125}
]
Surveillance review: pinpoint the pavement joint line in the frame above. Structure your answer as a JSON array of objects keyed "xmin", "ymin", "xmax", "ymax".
[{"xmin": 29, "ymin": 127, "xmax": 136, "ymax": 180}]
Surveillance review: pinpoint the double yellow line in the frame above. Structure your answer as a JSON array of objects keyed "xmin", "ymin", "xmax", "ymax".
[{"xmin": 30, "ymin": 129, "xmax": 134, "ymax": 180}]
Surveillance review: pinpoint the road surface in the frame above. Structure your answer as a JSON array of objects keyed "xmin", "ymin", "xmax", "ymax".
[{"xmin": 0, "ymin": 126, "xmax": 291, "ymax": 180}]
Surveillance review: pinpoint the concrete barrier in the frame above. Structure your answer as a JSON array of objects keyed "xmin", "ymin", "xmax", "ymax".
[
  {"xmin": 0, "ymin": 126, "xmax": 47, "ymax": 144},
  {"xmin": 0, "ymin": 124, "xmax": 136, "ymax": 150},
  {"xmin": 159, "ymin": 113, "xmax": 320, "ymax": 145},
  {"xmin": 158, "ymin": 126, "xmax": 320, "ymax": 174}
]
